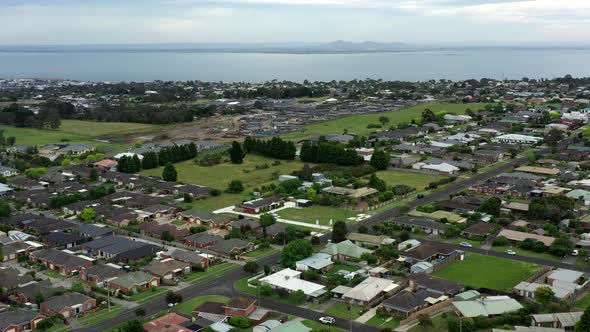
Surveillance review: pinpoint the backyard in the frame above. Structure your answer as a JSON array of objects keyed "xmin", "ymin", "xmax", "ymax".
[
  {"xmin": 433, "ymin": 253, "xmax": 539, "ymax": 292},
  {"xmin": 174, "ymin": 295, "xmax": 229, "ymax": 316}
]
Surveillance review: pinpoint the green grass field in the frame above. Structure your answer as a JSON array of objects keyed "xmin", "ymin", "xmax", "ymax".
[
  {"xmin": 276, "ymin": 205, "xmax": 359, "ymax": 225},
  {"xmin": 408, "ymin": 313, "xmax": 449, "ymax": 332},
  {"xmin": 433, "ymin": 253, "xmax": 538, "ymax": 292},
  {"xmin": 374, "ymin": 170, "xmax": 443, "ymax": 191},
  {"xmin": 302, "ymin": 319, "xmax": 347, "ymax": 332},
  {"xmin": 575, "ymin": 293, "xmax": 590, "ymax": 309},
  {"xmin": 366, "ymin": 314, "xmax": 400, "ymax": 329},
  {"xmin": 0, "ymin": 120, "xmax": 161, "ymax": 152},
  {"xmin": 281, "ymin": 102, "xmax": 488, "ymax": 140},
  {"xmin": 324, "ymin": 303, "xmax": 364, "ymax": 320},
  {"xmin": 490, "ymin": 245, "xmax": 562, "ymax": 262}
]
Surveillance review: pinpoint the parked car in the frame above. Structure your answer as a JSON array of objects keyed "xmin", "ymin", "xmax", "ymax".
[
  {"xmin": 459, "ymin": 242, "xmax": 472, "ymax": 248},
  {"xmin": 319, "ymin": 317, "xmax": 335, "ymax": 325},
  {"xmin": 572, "ymin": 250, "xmax": 579, "ymax": 256},
  {"xmin": 505, "ymin": 249, "xmax": 516, "ymax": 255}
]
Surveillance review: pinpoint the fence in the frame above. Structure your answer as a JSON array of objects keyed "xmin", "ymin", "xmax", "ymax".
[{"xmin": 399, "ymin": 298, "xmax": 453, "ymax": 326}]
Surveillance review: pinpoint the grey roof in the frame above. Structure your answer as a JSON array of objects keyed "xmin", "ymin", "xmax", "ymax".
[
  {"xmin": 210, "ymin": 239, "xmax": 252, "ymax": 254},
  {"xmin": 83, "ymin": 264, "xmax": 125, "ymax": 280},
  {"xmin": 83, "ymin": 236, "xmax": 146, "ymax": 255},
  {"xmin": 31, "ymin": 248, "xmax": 90, "ymax": 269},
  {"xmin": 0, "ymin": 268, "xmax": 34, "ymax": 289},
  {"xmin": 393, "ymin": 216, "xmax": 446, "ymax": 231},
  {"xmin": 75, "ymin": 224, "xmax": 115, "ymax": 237},
  {"xmin": 184, "ymin": 232, "xmax": 223, "ymax": 244},
  {"xmin": 412, "ymin": 273, "xmax": 464, "ymax": 295},
  {"xmin": 42, "ymin": 292, "xmax": 92, "ymax": 313},
  {"xmin": 45, "ymin": 231, "xmax": 86, "ymax": 246},
  {"xmin": 382, "ymin": 290, "xmax": 432, "ymax": 313},
  {"xmin": 18, "ymin": 280, "xmax": 65, "ymax": 300},
  {"xmin": 0, "ymin": 309, "xmax": 43, "ymax": 330},
  {"xmin": 168, "ymin": 249, "xmax": 207, "ymax": 265}
]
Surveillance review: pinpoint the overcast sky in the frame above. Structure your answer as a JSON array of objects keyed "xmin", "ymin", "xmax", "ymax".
[{"xmin": 1, "ymin": 0, "xmax": 589, "ymax": 45}]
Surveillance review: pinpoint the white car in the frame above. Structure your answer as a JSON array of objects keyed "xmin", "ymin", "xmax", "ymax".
[
  {"xmin": 319, "ymin": 316, "xmax": 335, "ymax": 325},
  {"xmin": 505, "ymin": 249, "xmax": 516, "ymax": 255},
  {"xmin": 459, "ymin": 242, "xmax": 472, "ymax": 248},
  {"xmin": 572, "ymin": 250, "xmax": 579, "ymax": 256}
]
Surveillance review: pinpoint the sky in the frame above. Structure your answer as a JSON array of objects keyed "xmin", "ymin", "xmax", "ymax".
[{"xmin": 1, "ymin": 0, "xmax": 590, "ymax": 45}]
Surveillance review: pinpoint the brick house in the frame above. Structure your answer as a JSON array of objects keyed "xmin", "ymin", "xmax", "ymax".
[
  {"xmin": 184, "ymin": 233, "xmax": 223, "ymax": 249},
  {"xmin": 40, "ymin": 293, "xmax": 97, "ymax": 319},
  {"xmin": 108, "ymin": 271, "xmax": 160, "ymax": 294},
  {"xmin": 29, "ymin": 248, "xmax": 94, "ymax": 276},
  {"xmin": 222, "ymin": 297, "xmax": 257, "ymax": 317},
  {"xmin": 0, "ymin": 309, "xmax": 45, "ymax": 332}
]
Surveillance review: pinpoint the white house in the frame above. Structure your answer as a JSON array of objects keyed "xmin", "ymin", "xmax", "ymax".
[
  {"xmin": 259, "ymin": 268, "xmax": 327, "ymax": 298},
  {"xmin": 493, "ymin": 134, "xmax": 542, "ymax": 145},
  {"xmin": 0, "ymin": 165, "xmax": 19, "ymax": 177}
]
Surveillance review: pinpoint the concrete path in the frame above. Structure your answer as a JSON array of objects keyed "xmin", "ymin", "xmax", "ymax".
[{"xmin": 356, "ymin": 305, "xmax": 379, "ymax": 324}]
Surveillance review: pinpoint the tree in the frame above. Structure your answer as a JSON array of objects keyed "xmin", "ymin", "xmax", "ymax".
[
  {"xmin": 260, "ymin": 213, "xmax": 276, "ymax": 237},
  {"xmin": 281, "ymin": 239, "xmax": 313, "ymax": 268},
  {"xmin": 544, "ymin": 128, "xmax": 564, "ymax": 147},
  {"xmin": 134, "ymin": 308, "xmax": 146, "ymax": 317},
  {"xmin": 89, "ymin": 168, "xmax": 98, "ymax": 181},
  {"xmin": 332, "ymin": 220, "xmax": 348, "ymax": 243},
  {"xmin": 576, "ymin": 305, "xmax": 590, "ymax": 332},
  {"xmin": 229, "ymin": 141, "xmax": 245, "ymax": 164},
  {"xmin": 368, "ymin": 173, "xmax": 387, "ymax": 192},
  {"xmin": 71, "ymin": 281, "xmax": 85, "ymax": 293},
  {"xmin": 378, "ymin": 116, "xmax": 390, "ymax": 125},
  {"xmin": 358, "ymin": 225, "xmax": 368, "ymax": 234},
  {"xmin": 229, "ymin": 316, "xmax": 250, "ymax": 329},
  {"xmin": 549, "ymin": 234, "xmax": 574, "ymax": 257},
  {"xmin": 479, "ymin": 196, "xmax": 502, "ymax": 216},
  {"xmin": 260, "ymin": 284, "xmax": 273, "ymax": 296},
  {"xmin": 418, "ymin": 314, "xmax": 434, "ymax": 330},
  {"xmin": 226, "ymin": 180, "xmax": 244, "ymax": 193},
  {"xmin": 243, "ymin": 261, "xmax": 259, "ymax": 274},
  {"xmin": 162, "ymin": 162, "xmax": 177, "ymax": 182},
  {"xmin": 35, "ymin": 292, "xmax": 44, "ymax": 305},
  {"xmin": 161, "ymin": 230, "xmax": 175, "ymax": 242},
  {"xmin": 121, "ymin": 320, "xmax": 147, "ymax": 332},
  {"xmin": 290, "ymin": 289, "xmax": 306, "ymax": 304},
  {"xmin": 534, "ymin": 286, "xmax": 555, "ymax": 303},
  {"xmin": 165, "ymin": 291, "xmax": 183, "ymax": 304},
  {"xmin": 80, "ymin": 208, "xmax": 96, "ymax": 222},
  {"xmin": 370, "ymin": 149, "xmax": 389, "ymax": 170},
  {"xmin": 0, "ymin": 200, "xmax": 10, "ymax": 218},
  {"xmin": 422, "ymin": 109, "xmax": 436, "ymax": 123},
  {"xmin": 264, "ymin": 264, "xmax": 271, "ymax": 275}
]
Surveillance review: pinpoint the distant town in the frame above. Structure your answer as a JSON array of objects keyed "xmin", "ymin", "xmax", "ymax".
[{"xmin": 1, "ymin": 75, "xmax": 590, "ymax": 332}]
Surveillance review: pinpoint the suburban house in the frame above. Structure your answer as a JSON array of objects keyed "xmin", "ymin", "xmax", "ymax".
[
  {"xmin": 461, "ymin": 222, "xmax": 498, "ymax": 238},
  {"xmin": 221, "ymin": 297, "xmax": 257, "ymax": 317},
  {"xmin": 143, "ymin": 312, "xmax": 191, "ymax": 332},
  {"xmin": 323, "ymin": 186, "xmax": 379, "ymax": 199},
  {"xmin": 390, "ymin": 216, "xmax": 446, "ymax": 235},
  {"xmin": 29, "ymin": 248, "xmax": 94, "ymax": 275},
  {"xmin": 176, "ymin": 209, "xmax": 232, "ymax": 228},
  {"xmin": 531, "ymin": 312, "xmax": 583, "ymax": 330},
  {"xmin": 0, "ymin": 309, "xmax": 45, "ymax": 332},
  {"xmin": 341, "ymin": 277, "xmax": 399, "ymax": 307},
  {"xmin": 160, "ymin": 249, "xmax": 210, "ymax": 268},
  {"xmin": 0, "ymin": 165, "xmax": 19, "ymax": 177},
  {"xmin": 400, "ymin": 243, "xmax": 459, "ymax": 264},
  {"xmin": 453, "ymin": 296, "xmax": 523, "ymax": 318},
  {"xmin": 382, "ymin": 290, "xmax": 438, "ymax": 317},
  {"xmin": 143, "ymin": 258, "xmax": 191, "ymax": 280},
  {"xmin": 108, "ymin": 271, "xmax": 160, "ymax": 294},
  {"xmin": 16, "ymin": 280, "xmax": 65, "ymax": 304},
  {"xmin": 81, "ymin": 236, "xmax": 162, "ymax": 262},
  {"xmin": 40, "ymin": 292, "xmax": 97, "ymax": 319},
  {"xmin": 209, "ymin": 239, "xmax": 254, "ymax": 258},
  {"xmin": 410, "ymin": 273, "xmax": 464, "ymax": 296},
  {"xmin": 237, "ymin": 196, "xmax": 284, "ymax": 214},
  {"xmin": 259, "ymin": 268, "xmax": 327, "ymax": 300},
  {"xmin": 2, "ymin": 240, "xmax": 44, "ymax": 262},
  {"xmin": 493, "ymin": 134, "xmax": 542, "ymax": 145},
  {"xmin": 295, "ymin": 253, "xmax": 333, "ymax": 273},
  {"xmin": 44, "ymin": 232, "xmax": 86, "ymax": 249},
  {"xmin": 496, "ymin": 229, "xmax": 556, "ymax": 247},
  {"xmin": 79, "ymin": 264, "xmax": 126, "ymax": 287},
  {"xmin": 347, "ymin": 233, "xmax": 395, "ymax": 247},
  {"xmin": 320, "ymin": 240, "xmax": 374, "ymax": 261}
]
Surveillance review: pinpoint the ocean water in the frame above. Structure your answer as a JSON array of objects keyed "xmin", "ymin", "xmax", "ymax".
[{"xmin": 1, "ymin": 47, "xmax": 589, "ymax": 82}]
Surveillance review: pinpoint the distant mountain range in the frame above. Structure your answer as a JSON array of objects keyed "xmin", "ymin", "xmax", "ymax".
[
  {"xmin": 1, "ymin": 41, "xmax": 588, "ymax": 54},
  {"xmin": 0, "ymin": 41, "xmax": 412, "ymax": 54}
]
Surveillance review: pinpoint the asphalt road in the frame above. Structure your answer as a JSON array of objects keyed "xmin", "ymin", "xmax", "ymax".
[{"xmin": 76, "ymin": 154, "xmax": 541, "ymax": 332}]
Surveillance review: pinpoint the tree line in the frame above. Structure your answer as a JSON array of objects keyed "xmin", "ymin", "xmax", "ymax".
[
  {"xmin": 118, "ymin": 142, "xmax": 198, "ymax": 173},
  {"xmin": 243, "ymin": 136, "xmax": 296, "ymax": 160},
  {"xmin": 299, "ymin": 140, "xmax": 363, "ymax": 166}
]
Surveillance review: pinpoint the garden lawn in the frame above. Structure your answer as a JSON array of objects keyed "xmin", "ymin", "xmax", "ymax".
[
  {"xmin": 42, "ymin": 270, "xmax": 65, "ymax": 279},
  {"xmin": 276, "ymin": 206, "xmax": 359, "ymax": 225},
  {"xmin": 433, "ymin": 253, "xmax": 539, "ymax": 292},
  {"xmin": 244, "ymin": 247, "xmax": 279, "ymax": 258},
  {"xmin": 366, "ymin": 314, "xmax": 400, "ymax": 329},
  {"xmin": 490, "ymin": 245, "xmax": 562, "ymax": 262},
  {"xmin": 408, "ymin": 313, "xmax": 449, "ymax": 332},
  {"xmin": 280, "ymin": 102, "xmax": 489, "ymax": 140},
  {"xmin": 128, "ymin": 288, "xmax": 167, "ymax": 303},
  {"xmin": 174, "ymin": 295, "xmax": 229, "ymax": 316},
  {"xmin": 374, "ymin": 170, "xmax": 443, "ymax": 191},
  {"xmin": 575, "ymin": 293, "xmax": 590, "ymax": 309},
  {"xmin": 302, "ymin": 319, "xmax": 347, "ymax": 332},
  {"xmin": 79, "ymin": 305, "xmax": 125, "ymax": 326},
  {"xmin": 183, "ymin": 263, "xmax": 240, "ymax": 283},
  {"xmin": 324, "ymin": 303, "xmax": 364, "ymax": 320}
]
